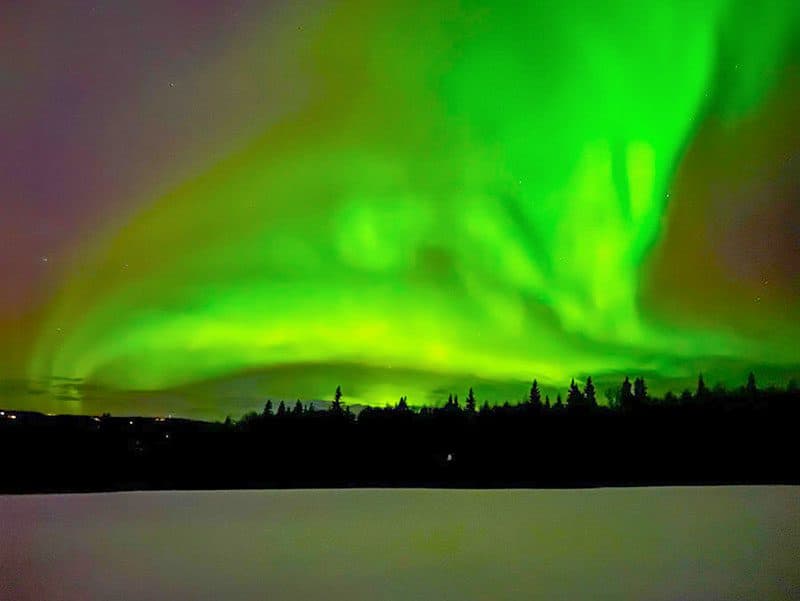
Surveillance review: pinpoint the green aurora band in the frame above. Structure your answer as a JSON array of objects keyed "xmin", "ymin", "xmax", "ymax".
[{"xmin": 30, "ymin": 0, "xmax": 800, "ymax": 408}]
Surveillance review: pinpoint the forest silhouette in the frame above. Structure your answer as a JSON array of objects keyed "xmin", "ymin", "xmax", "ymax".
[{"xmin": 1, "ymin": 373, "xmax": 797, "ymax": 492}]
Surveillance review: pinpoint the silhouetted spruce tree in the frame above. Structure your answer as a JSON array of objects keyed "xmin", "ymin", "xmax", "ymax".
[
  {"xmin": 446, "ymin": 393, "xmax": 453, "ymax": 409},
  {"xmin": 696, "ymin": 374, "xmax": 708, "ymax": 401},
  {"xmin": 544, "ymin": 394, "xmax": 551, "ymax": 410},
  {"xmin": 566, "ymin": 378, "xmax": 584, "ymax": 408},
  {"xmin": 554, "ymin": 393, "xmax": 563, "ymax": 410},
  {"xmin": 397, "ymin": 396, "xmax": 409, "ymax": 412},
  {"xmin": 584, "ymin": 376, "xmax": 596, "ymax": 407},
  {"xmin": 331, "ymin": 386, "xmax": 343, "ymax": 414},
  {"xmin": 453, "ymin": 394, "xmax": 459, "ymax": 409},
  {"xmin": 633, "ymin": 377, "xmax": 648, "ymax": 406},
  {"xmin": 277, "ymin": 401, "xmax": 287, "ymax": 417},
  {"xmin": 620, "ymin": 377, "xmax": 634, "ymax": 411},
  {"xmin": 293, "ymin": 400, "xmax": 303, "ymax": 416},
  {"xmin": 480, "ymin": 401, "xmax": 491, "ymax": 415},
  {"xmin": 263, "ymin": 400, "xmax": 273, "ymax": 417},
  {"xmin": 529, "ymin": 379, "xmax": 542, "ymax": 408},
  {"xmin": 746, "ymin": 372, "xmax": 758, "ymax": 398},
  {"xmin": 466, "ymin": 388, "xmax": 476, "ymax": 413}
]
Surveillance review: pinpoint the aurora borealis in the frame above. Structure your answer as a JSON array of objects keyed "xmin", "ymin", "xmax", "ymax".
[{"xmin": 2, "ymin": 1, "xmax": 799, "ymax": 417}]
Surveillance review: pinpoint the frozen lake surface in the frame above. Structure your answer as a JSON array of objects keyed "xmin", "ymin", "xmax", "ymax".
[{"xmin": 2, "ymin": 487, "xmax": 799, "ymax": 600}]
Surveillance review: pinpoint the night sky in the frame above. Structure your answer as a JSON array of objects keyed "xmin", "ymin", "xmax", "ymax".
[{"xmin": 2, "ymin": 1, "xmax": 799, "ymax": 418}]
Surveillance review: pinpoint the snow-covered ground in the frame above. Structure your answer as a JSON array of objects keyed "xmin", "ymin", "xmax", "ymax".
[{"xmin": 2, "ymin": 487, "xmax": 798, "ymax": 600}]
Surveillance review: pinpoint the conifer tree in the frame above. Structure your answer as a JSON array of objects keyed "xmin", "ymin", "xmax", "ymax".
[
  {"xmin": 331, "ymin": 386, "xmax": 343, "ymax": 413},
  {"xmin": 529, "ymin": 379, "xmax": 542, "ymax": 408},
  {"xmin": 584, "ymin": 376, "xmax": 596, "ymax": 407},
  {"xmin": 466, "ymin": 388, "xmax": 477, "ymax": 413},
  {"xmin": 620, "ymin": 377, "xmax": 634, "ymax": 411},
  {"xmin": 633, "ymin": 377, "xmax": 648, "ymax": 405},
  {"xmin": 567, "ymin": 378, "xmax": 584, "ymax": 407},
  {"xmin": 696, "ymin": 374, "xmax": 708, "ymax": 400},
  {"xmin": 746, "ymin": 372, "xmax": 757, "ymax": 397}
]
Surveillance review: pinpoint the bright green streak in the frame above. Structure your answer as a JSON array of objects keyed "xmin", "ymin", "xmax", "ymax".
[{"xmin": 31, "ymin": 1, "xmax": 800, "ymax": 406}]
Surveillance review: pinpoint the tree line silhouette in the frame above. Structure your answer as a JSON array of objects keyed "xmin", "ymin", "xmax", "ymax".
[
  {"xmin": 234, "ymin": 372, "xmax": 797, "ymax": 427},
  {"xmin": 1, "ymin": 372, "xmax": 797, "ymax": 493}
]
